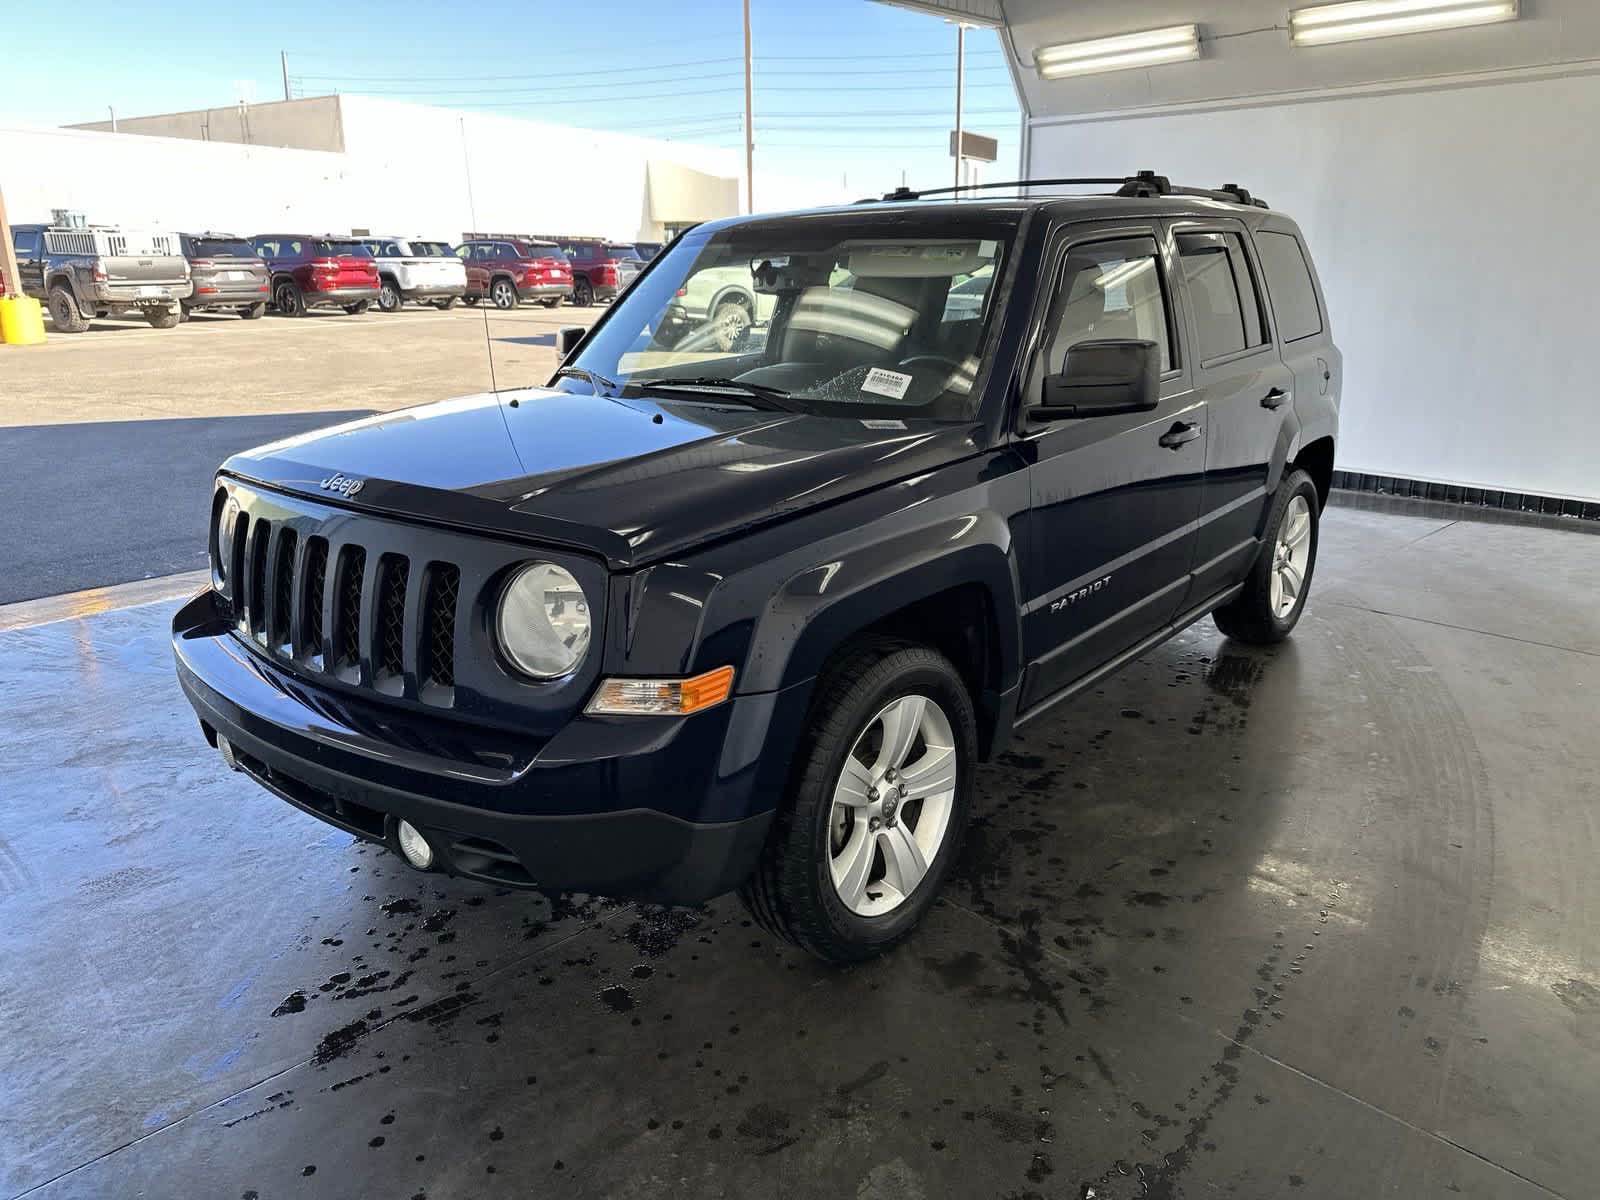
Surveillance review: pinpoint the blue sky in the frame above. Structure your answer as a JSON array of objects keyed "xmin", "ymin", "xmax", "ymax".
[{"xmin": 3, "ymin": 0, "xmax": 1022, "ymax": 197}]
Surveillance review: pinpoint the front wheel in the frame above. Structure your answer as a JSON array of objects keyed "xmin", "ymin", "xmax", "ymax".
[
  {"xmin": 1213, "ymin": 468, "xmax": 1321, "ymax": 644},
  {"xmin": 146, "ymin": 304, "xmax": 180, "ymax": 329},
  {"xmin": 740, "ymin": 640, "xmax": 975, "ymax": 963},
  {"xmin": 540, "ymin": 297, "xmax": 561, "ymax": 308},
  {"xmin": 240, "ymin": 302, "xmax": 267, "ymax": 320},
  {"xmin": 343, "ymin": 300, "xmax": 371, "ymax": 315},
  {"xmin": 377, "ymin": 280, "xmax": 402, "ymax": 312},
  {"xmin": 433, "ymin": 297, "xmax": 458, "ymax": 310}
]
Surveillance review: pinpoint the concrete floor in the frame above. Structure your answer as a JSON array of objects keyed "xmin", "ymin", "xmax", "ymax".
[{"xmin": 1, "ymin": 503, "xmax": 1596, "ymax": 1200}]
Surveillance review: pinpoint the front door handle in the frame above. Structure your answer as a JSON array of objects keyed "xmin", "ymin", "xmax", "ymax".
[
  {"xmin": 1159, "ymin": 421, "xmax": 1202, "ymax": 450},
  {"xmin": 1261, "ymin": 387, "xmax": 1289, "ymax": 410}
]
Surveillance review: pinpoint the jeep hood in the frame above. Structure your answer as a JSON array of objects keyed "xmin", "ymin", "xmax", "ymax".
[{"xmin": 221, "ymin": 388, "xmax": 981, "ymax": 569}]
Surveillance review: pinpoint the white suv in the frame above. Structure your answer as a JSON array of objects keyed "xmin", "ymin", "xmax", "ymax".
[{"xmin": 362, "ymin": 238, "xmax": 468, "ymax": 312}]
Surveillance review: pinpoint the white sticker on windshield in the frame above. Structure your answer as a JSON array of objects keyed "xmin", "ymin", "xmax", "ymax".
[{"xmin": 861, "ymin": 367, "xmax": 912, "ymax": 400}]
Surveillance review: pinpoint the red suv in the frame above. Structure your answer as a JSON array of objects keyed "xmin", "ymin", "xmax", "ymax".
[
  {"xmin": 561, "ymin": 239, "xmax": 645, "ymax": 306},
  {"xmin": 455, "ymin": 238, "xmax": 573, "ymax": 309},
  {"xmin": 251, "ymin": 235, "xmax": 381, "ymax": 316}
]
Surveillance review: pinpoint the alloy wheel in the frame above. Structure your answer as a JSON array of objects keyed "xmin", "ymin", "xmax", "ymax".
[
  {"xmin": 828, "ymin": 694, "xmax": 958, "ymax": 917},
  {"xmin": 1270, "ymin": 494, "xmax": 1312, "ymax": 618},
  {"xmin": 492, "ymin": 281, "xmax": 516, "ymax": 309}
]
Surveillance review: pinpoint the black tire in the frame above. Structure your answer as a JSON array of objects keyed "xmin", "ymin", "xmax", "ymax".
[
  {"xmin": 377, "ymin": 279, "xmax": 402, "ymax": 313},
  {"xmin": 274, "ymin": 279, "xmax": 306, "ymax": 317},
  {"xmin": 463, "ymin": 295, "xmax": 479, "ymax": 307},
  {"xmin": 343, "ymin": 300, "xmax": 371, "ymax": 315},
  {"xmin": 47, "ymin": 285, "xmax": 89, "ymax": 333},
  {"xmin": 490, "ymin": 278, "xmax": 518, "ymax": 310},
  {"xmin": 240, "ymin": 302, "xmax": 267, "ymax": 320},
  {"xmin": 146, "ymin": 304, "xmax": 180, "ymax": 329},
  {"xmin": 572, "ymin": 276, "xmax": 594, "ymax": 307},
  {"xmin": 179, "ymin": 302, "xmax": 193, "ymax": 323},
  {"xmin": 739, "ymin": 639, "xmax": 976, "ymax": 964},
  {"xmin": 1213, "ymin": 468, "xmax": 1321, "ymax": 644},
  {"xmin": 540, "ymin": 297, "xmax": 561, "ymax": 308},
  {"xmin": 433, "ymin": 297, "xmax": 459, "ymax": 310}
]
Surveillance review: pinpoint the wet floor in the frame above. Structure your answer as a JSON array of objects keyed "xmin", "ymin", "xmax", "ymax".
[{"xmin": 1, "ymin": 502, "xmax": 1596, "ymax": 1199}]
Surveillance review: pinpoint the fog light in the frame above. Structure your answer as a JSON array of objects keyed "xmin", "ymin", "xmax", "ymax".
[{"xmin": 396, "ymin": 820, "xmax": 435, "ymax": 870}]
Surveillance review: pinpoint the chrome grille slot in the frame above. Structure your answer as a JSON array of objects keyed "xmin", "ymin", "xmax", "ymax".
[
  {"xmin": 246, "ymin": 519, "xmax": 271, "ymax": 642},
  {"xmin": 333, "ymin": 546, "xmax": 367, "ymax": 680},
  {"xmin": 374, "ymin": 554, "xmax": 410, "ymax": 694},
  {"xmin": 421, "ymin": 563, "xmax": 460, "ymax": 700},
  {"xmin": 271, "ymin": 528, "xmax": 298, "ymax": 653},
  {"xmin": 301, "ymin": 537, "xmax": 329, "ymax": 668}
]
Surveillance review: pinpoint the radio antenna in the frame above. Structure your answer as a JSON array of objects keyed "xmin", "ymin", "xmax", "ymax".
[{"xmin": 458, "ymin": 117, "xmax": 499, "ymax": 394}]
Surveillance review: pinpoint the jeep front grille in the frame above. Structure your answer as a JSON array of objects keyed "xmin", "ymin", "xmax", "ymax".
[{"xmin": 224, "ymin": 512, "xmax": 463, "ymax": 708}]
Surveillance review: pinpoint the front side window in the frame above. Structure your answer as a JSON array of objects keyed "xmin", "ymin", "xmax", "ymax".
[
  {"xmin": 1044, "ymin": 237, "xmax": 1172, "ymax": 376},
  {"xmin": 1177, "ymin": 231, "xmax": 1265, "ymax": 362},
  {"xmin": 455, "ymin": 244, "xmax": 472, "ymax": 260},
  {"xmin": 561, "ymin": 220, "xmax": 1015, "ymax": 421}
]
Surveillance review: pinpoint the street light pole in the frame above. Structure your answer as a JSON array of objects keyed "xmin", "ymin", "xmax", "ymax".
[
  {"xmin": 953, "ymin": 22, "xmax": 965, "ymax": 189},
  {"xmin": 743, "ymin": 0, "xmax": 755, "ymax": 214},
  {"xmin": 281, "ymin": 50, "xmax": 291, "ymax": 102}
]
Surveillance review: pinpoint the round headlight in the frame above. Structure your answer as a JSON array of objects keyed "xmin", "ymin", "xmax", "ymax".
[
  {"xmin": 215, "ymin": 495, "xmax": 240, "ymax": 580},
  {"xmin": 497, "ymin": 562, "xmax": 591, "ymax": 679}
]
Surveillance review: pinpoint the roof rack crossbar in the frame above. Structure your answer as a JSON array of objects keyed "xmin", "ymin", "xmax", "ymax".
[{"xmin": 864, "ymin": 169, "xmax": 1267, "ymax": 209}]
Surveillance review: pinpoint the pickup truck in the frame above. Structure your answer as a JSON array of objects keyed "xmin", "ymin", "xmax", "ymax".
[
  {"xmin": 174, "ymin": 173, "xmax": 1340, "ymax": 963},
  {"xmin": 360, "ymin": 237, "xmax": 468, "ymax": 312},
  {"xmin": 11, "ymin": 224, "xmax": 192, "ymax": 332}
]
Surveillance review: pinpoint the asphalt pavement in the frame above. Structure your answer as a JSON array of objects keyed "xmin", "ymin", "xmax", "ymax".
[{"xmin": 0, "ymin": 411, "xmax": 368, "ymax": 604}]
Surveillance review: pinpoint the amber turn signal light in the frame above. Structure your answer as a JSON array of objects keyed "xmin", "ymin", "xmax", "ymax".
[{"xmin": 585, "ymin": 665, "xmax": 736, "ymax": 716}]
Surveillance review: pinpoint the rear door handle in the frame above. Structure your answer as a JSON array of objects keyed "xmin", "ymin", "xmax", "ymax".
[
  {"xmin": 1159, "ymin": 421, "xmax": 1202, "ymax": 450},
  {"xmin": 1261, "ymin": 387, "xmax": 1289, "ymax": 410}
]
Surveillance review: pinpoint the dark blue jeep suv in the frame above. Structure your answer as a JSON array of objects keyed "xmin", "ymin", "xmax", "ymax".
[{"xmin": 173, "ymin": 173, "xmax": 1339, "ymax": 962}]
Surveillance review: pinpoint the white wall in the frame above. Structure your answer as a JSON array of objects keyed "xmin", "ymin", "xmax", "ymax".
[{"xmin": 1030, "ymin": 67, "xmax": 1600, "ymax": 502}]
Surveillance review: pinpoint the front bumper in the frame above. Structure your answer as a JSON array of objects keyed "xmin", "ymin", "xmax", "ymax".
[{"xmin": 172, "ymin": 590, "xmax": 788, "ymax": 903}]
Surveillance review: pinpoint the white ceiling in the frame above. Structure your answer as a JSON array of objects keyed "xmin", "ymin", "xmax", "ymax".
[{"xmin": 872, "ymin": 0, "xmax": 1600, "ymax": 119}]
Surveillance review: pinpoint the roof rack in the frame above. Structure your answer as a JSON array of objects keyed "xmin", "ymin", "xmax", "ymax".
[{"xmin": 864, "ymin": 169, "xmax": 1268, "ymax": 209}]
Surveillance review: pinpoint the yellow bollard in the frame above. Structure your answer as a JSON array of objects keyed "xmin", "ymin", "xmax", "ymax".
[{"xmin": 0, "ymin": 295, "xmax": 47, "ymax": 345}]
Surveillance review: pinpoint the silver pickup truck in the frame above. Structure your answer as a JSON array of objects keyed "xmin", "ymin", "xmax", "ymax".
[{"xmin": 10, "ymin": 224, "xmax": 193, "ymax": 332}]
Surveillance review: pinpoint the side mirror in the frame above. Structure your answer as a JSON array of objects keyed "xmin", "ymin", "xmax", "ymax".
[
  {"xmin": 1036, "ymin": 339, "xmax": 1161, "ymax": 420},
  {"xmin": 557, "ymin": 326, "xmax": 586, "ymax": 359}
]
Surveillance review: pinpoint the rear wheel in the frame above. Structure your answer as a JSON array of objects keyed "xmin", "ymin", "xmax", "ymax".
[
  {"xmin": 47, "ymin": 285, "xmax": 88, "ymax": 333},
  {"xmin": 1213, "ymin": 468, "xmax": 1320, "ymax": 644},
  {"xmin": 572, "ymin": 276, "xmax": 593, "ymax": 307},
  {"xmin": 146, "ymin": 304, "xmax": 180, "ymax": 329},
  {"xmin": 274, "ymin": 280, "xmax": 306, "ymax": 317},
  {"xmin": 343, "ymin": 300, "xmax": 371, "ymax": 315},
  {"xmin": 433, "ymin": 297, "xmax": 458, "ymax": 310},
  {"xmin": 540, "ymin": 297, "xmax": 562, "ymax": 308},
  {"xmin": 377, "ymin": 279, "xmax": 402, "ymax": 312},
  {"xmin": 740, "ymin": 640, "xmax": 975, "ymax": 963},
  {"xmin": 463, "ymin": 295, "xmax": 479, "ymax": 307},
  {"xmin": 240, "ymin": 302, "xmax": 267, "ymax": 320},
  {"xmin": 490, "ymin": 278, "xmax": 518, "ymax": 310},
  {"xmin": 178, "ymin": 301, "xmax": 193, "ymax": 323}
]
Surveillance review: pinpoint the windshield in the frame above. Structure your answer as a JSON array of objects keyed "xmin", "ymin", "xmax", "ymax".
[
  {"xmin": 558, "ymin": 220, "xmax": 1012, "ymax": 421},
  {"xmin": 410, "ymin": 241, "xmax": 451, "ymax": 256},
  {"xmin": 189, "ymin": 237, "xmax": 256, "ymax": 258}
]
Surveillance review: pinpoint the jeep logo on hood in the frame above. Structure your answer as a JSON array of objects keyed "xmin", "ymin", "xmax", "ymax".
[{"xmin": 319, "ymin": 473, "xmax": 365, "ymax": 498}]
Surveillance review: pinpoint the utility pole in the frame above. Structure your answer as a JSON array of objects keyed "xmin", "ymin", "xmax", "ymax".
[
  {"xmin": 0, "ymin": 181, "xmax": 20, "ymax": 301},
  {"xmin": 742, "ymin": 0, "xmax": 754, "ymax": 214},
  {"xmin": 108, "ymin": 106, "xmax": 118, "ymax": 133},
  {"xmin": 281, "ymin": 50, "xmax": 291, "ymax": 102},
  {"xmin": 953, "ymin": 22, "xmax": 965, "ymax": 189}
]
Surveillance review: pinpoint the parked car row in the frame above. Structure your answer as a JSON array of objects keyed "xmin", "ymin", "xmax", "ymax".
[{"xmin": 9, "ymin": 223, "xmax": 652, "ymax": 333}]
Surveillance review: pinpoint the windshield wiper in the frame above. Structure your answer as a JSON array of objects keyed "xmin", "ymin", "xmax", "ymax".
[
  {"xmin": 626, "ymin": 377, "xmax": 800, "ymax": 412},
  {"xmin": 552, "ymin": 365, "xmax": 619, "ymax": 396}
]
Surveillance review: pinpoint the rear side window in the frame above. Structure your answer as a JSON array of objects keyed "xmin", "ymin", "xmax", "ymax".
[
  {"xmin": 1177, "ymin": 231, "xmax": 1265, "ymax": 362},
  {"xmin": 14, "ymin": 230, "xmax": 44, "ymax": 255},
  {"xmin": 1254, "ymin": 231, "xmax": 1323, "ymax": 342}
]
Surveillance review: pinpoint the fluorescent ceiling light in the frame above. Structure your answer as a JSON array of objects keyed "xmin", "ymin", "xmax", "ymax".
[
  {"xmin": 1290, "ymin": 0, "xmax": 1518, "ymax": 46},
  {"xmin": 1033, "ymin": 25, "xmax": 1201, "ymax": 80}
]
